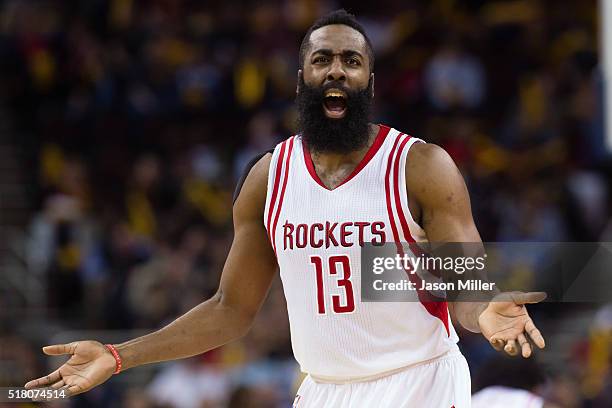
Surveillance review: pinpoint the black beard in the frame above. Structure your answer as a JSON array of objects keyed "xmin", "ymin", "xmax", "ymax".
[{"xmin": 296, "ymin": 77, "xmax": 373, "ymax": 153}]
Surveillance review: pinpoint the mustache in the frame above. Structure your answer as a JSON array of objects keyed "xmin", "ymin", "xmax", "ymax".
[
  {"xmin": 321, "ymin": 81, "xmax": 349, "ymax": 95},
  {"xmin": 301, "ymin": 80, "xmax": 368, "ymax": 100}
]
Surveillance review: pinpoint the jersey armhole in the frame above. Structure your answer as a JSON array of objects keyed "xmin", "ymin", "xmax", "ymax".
[
  {"xmin": 232, "ymin": 149, "xmax": 274, "ymax": 205},
  {"xmin": 399, "ymin": 138, "xmax": 427, "ymax": 237}
]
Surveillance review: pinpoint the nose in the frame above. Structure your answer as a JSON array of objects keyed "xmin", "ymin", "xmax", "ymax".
[{"xmin": 326, "ymin": 57, "xmax": 346, "ymax": 82}]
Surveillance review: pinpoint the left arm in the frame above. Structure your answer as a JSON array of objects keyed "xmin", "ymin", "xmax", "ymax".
[{"xmin": 406, "ymin": 142, "xmax": 545, "ymax": 357}]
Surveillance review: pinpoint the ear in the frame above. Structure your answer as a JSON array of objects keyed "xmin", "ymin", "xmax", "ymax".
[
  {"xmin": 370, "ymin": 73, "xmax": 375, "ymax": 99},
  {"xmin": 296, "ymin": 70, "xmax": 303, "ymax": 95}
]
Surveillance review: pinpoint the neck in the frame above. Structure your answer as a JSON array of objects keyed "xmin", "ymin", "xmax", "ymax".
[{"xmin": 308, "ymin": 123, "xmax": 379, "ymax": 189}]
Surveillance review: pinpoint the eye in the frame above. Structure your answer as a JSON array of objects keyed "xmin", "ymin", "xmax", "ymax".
[
  {"xmin": 346, "ymin": 57, "xmax": 361, "ymax": 66},
  {"xmin": 313, "ymin": 56, "xmax": 329, "ymax": 64}
]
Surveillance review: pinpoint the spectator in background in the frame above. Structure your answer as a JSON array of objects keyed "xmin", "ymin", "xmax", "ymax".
[
  {"xmin": 424, "ymin": 36, "xmax": 485, "ymax": 111},
  {"xmin": 125, "ymin": 154, "xmax": 162, "ymax": 241},
  {"xmin": 126, "ymin": 224, "xmax": 211, "ymax": 328},
  {"xmin": 497, "ymin": 183, "xmax": 568, "ymax": 242},
  {"xmin": 566, "ymin": 170, "xmax": 608, "ymax": 241},
  {"xmin": 472, "ymin": 356, "xmax": 560, "ymax": 408},
  {"xmin": 146, "ymin": 355, "xmax": 231, "ymax": 408},
  {"xmin": 27, "ymin": 156, "xmax": 98, "ymax": 316},
  {"xmin": 583, "ymin": 304, "xmax": 612, "ymax": 407},
  {"xmin": 182, "ymin": 145, "xmax": 232, "ymax": 227},
  {"xmin": 233, "ymin": 111, "xmax": 279, "ymax": 180}
]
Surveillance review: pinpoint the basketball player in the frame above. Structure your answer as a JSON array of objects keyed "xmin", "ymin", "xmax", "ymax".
[
  {"xmin": 25, "ymin": 10, "xmax": 546, "ymax": 407},
  {"xmin": 471, "ymin": 356, "xmax": 560, "ymax": 408}
]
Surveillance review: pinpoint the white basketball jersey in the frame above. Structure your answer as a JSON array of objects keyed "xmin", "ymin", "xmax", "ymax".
[{"xmin": 264, "ymin": 125, "xmax": 459, "ymax": 380}]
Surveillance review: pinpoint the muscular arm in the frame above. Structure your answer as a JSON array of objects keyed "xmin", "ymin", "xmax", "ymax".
[
  {"xmin": 407, "ymin": 144, "xmax": 545, "ymax": 358},
  {"xmin": 116, "ymin": 153, "xmax": 277, "ymax": 369},
  {"xmin": 24, "ymin": 154, "xmax": 279, "ymax": 394},
  {"xmin": 406, "ymin": 143, "xmax": 487, "ymax": 333}
]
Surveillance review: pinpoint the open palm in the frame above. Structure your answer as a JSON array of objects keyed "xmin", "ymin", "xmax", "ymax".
[
  {"xmin": 478, "ymin": 291, "xmax": 547, "ymax": 358},
  {"xmin": 24, "ymin": 340, "xmax": 117, "ymax": 397}
]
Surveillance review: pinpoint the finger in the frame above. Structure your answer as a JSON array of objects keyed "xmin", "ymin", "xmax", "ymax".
[
  {"xmin": 518, "ymin": 333, "xmax": 532, "ymax": 358},
  {"xmin": 57, "ymin": 383, "xmax": 72, "ymax": 396},
  {"xmin": 489, "ymin": 337, "xmax": 505, "ymax": 352},
  {"xmin": 525, "ymin": 319, "xmax": 546, "ymax": 348},
  {"xmin": 504, "ymin": 339, "xmax": 519, "ymax": 356},
  {"xmin": 42, "ymin": 342, "xmax": 77, "ymax": 356},
  {"xmin": 66, "ymin": 384, "xmax": 84, "ymax": 397},
  {"xmin": 50, "ymin": 379, "xmax": 65, "ymax": 390},
  {"xmin": 24, "ymin": 370, "xmax": 61, "ymax": 389},
  {"xmin": 511, "ymin": 292, "xmax": 547, "ymax": 305}
]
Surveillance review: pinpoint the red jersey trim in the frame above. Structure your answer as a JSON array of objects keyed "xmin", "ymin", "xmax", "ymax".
[
  {"xmin": 385, "ymin": 133, "xmax": 450, "ymax": 337},
  {"xmin": 266, "ymin": 140, "xmax": 287, "ymax": 238},
  {"xmin": 393, "ymin": 136, "xmax": 413, "ymax": 243},
  {"xmin": 302, "ymin": 124, "xmax": 391, "ymax": 191},
  {"xmin": 384, "ymin": 134, "xmax": 404, "ymax": 247},
  {"xmin": 270, "ymin": 137, "xmax": 295, "ymax": 255}
]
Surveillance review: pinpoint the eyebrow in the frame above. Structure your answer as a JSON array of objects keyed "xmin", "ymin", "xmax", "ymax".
[{"xmin": 311, "ymin": 49, "xmax": 364, "ymax": 59}]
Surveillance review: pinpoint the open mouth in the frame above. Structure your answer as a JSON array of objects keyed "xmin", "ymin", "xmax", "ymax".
[{"xmin": 323, "ymin": 89, "xmax": 347, "ymax": 119}]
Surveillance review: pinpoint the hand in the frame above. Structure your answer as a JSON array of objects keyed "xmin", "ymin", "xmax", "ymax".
[
  {"xmin": 24, "ymin": 340, "xmax": 117, "ymax": 397},
  {"xmin": 478, "ymin": 291, "xmax": 546, "ymax": 358}
]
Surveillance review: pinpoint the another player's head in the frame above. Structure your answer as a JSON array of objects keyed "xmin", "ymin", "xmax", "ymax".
[
  {"xmin": 296, "ymin": 9, "xmax": 375, "ymax": 153},
  {"xmin": 474, "ymin": 355, "xmax": 547, "ymax": 393}
]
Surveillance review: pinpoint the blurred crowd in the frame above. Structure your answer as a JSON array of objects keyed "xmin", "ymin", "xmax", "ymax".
[{"xmin": 0, "ymin": 0, "xmax": 611, "ymax": 406}]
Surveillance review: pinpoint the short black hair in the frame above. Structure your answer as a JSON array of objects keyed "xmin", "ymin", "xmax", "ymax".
[
  {"xmin": 299, "ymin": 9, "xmax": 374, "ymax": 72},
  {"xmin": 473, "ymin": 355, "xmax": 547, "ymax": 392}
]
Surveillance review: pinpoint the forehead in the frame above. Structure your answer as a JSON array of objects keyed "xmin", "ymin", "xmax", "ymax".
[{"xmin": 307, "ymin": 24, "xmax": 368, "ymax": 56}]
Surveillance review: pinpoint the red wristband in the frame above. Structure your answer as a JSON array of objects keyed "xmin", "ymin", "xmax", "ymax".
[{"xmin": 105, "ymin": 344, "xmax": 122, "ymax": 374}]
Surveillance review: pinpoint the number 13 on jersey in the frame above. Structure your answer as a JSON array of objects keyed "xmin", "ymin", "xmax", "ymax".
[{"xmin": 310, "ymin": 255, "xmax": 356, "ymax": 314}]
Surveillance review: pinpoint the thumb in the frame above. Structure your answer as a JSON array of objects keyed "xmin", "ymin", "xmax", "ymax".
[
  {"xmin": 42, "ymin": 343, "xmax": 75, "ymax": 356},
  {"xmin": 511, "ymin": 291, "xmax": 547, "ymax": 305}
]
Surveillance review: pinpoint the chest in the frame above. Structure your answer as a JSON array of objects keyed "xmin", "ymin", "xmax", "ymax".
[{"xmin": 276, "ymin": 158, "xmax": 392, "ymax": 252}]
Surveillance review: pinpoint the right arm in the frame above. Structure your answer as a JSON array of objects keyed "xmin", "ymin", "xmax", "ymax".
[
  {"xmin": 25, "ymin": 154, "xmax": 277, "ymax": 395},
  {"xmin": 116, "ymin": 153, "xmax": 276, "ymax": 368}
]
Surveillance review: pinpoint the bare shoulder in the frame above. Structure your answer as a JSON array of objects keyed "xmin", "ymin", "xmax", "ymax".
[
  {"xmin": 405, "ymin": 142, "xmax": 467, "ymax": 206},
  {"xmin": 406, "ymin": 142, "xmax": 457, "ymax": 176},
  {"xmin": 234, "ymin": 153, "xmax": 272, "ymax": 220}
]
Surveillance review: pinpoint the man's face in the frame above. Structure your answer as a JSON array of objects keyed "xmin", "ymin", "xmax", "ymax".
[{"xmin": 296, "ymin": 24, "xmax": 374, "ymax": 153}]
